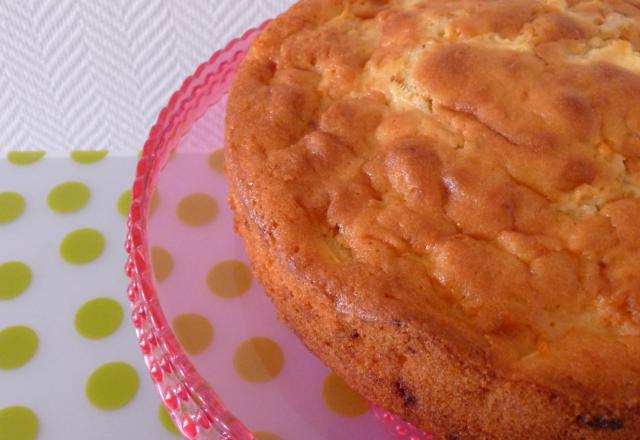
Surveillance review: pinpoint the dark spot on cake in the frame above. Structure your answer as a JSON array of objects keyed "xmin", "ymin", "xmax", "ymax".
[
  {"xmin": 394, "ymin": 381, "xmax": 417, "ymax": 407},
  {"xmin": 351, "ymin": 329, "xmax": 360, "ymax": 339},
  {"xmin": 445, "ymin": 434, "xmax": 461, "ymax": 440},
  {"xmin": 576, "ymin": 415, "xmax": 624, "ymax": 431},
  {"xmin": 407, "ymin": 346, "xmax": 417, "ymax": 354},
  {"xmin": 391, "ymin": 319, "xmax": 402, "ymax": 327},
  {"xmin": 558, "ymin": 157, "xmax": 597, "ymax": 191},
  {"xmin": 351, "ymin": 0, "xmax": 389, "ymax": 19}
]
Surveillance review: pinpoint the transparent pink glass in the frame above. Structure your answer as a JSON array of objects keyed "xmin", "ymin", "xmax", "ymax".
[{"xmin": 125, "ymin": 23, "xmax": 431, "ymax": 440}]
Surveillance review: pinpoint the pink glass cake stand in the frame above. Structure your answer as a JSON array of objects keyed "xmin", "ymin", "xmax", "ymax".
[{"xmin": 125, "ymin": 23, "xmax": 431, "ymax": 440}]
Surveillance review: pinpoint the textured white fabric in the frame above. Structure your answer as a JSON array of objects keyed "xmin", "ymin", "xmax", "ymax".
[{"xmin": 0, "ymin": 0, "xmax": 296, "ymax": 153}]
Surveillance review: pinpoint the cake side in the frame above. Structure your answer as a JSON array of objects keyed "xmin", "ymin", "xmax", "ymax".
[
  {"xmin": 230, "ymin": 185, "xmax": 640, "ymax": 439},
  {"xmin": 225, "ymin": 0, "xmax": 640, "ymax": 437}
]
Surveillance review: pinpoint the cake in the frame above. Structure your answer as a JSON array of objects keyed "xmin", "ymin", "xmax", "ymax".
[{"xmin": 224, "ymin": 1, "xmax": 640, "ymax": 438}]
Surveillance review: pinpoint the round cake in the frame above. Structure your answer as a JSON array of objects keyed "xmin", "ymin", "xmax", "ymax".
[{"xmin": 225, "ymin": 0, "xmax": 640, "ymax": 438}]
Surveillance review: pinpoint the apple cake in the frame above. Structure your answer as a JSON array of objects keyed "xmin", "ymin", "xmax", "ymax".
[{"xmin": 225, "ymin": 0, "xmax": 640, "ymax": 438}]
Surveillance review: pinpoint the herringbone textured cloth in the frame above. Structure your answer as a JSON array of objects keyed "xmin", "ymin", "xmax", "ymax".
[{"xmin": 0, "ymin": 0, "xmax": 294, "ymax": 153}]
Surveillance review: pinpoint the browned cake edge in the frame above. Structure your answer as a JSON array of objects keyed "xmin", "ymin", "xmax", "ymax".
[{"xmin": 228, "ymin": 184, "xmax": 639, "ymax": 440}]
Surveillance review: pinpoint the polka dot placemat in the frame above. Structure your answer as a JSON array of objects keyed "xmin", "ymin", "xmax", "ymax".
[
  {"xmin": 0, "ymin": 152, "xmax": 179, "ymax": 439},
  {"xmin": 147, "ymin": 102, "xmax": 394, "ymax": 439}
]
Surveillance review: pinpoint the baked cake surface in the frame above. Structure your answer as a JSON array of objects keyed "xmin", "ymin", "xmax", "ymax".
[{"xmin": 225, "ymin": 1, "xmax": 640, "ymax": 438}]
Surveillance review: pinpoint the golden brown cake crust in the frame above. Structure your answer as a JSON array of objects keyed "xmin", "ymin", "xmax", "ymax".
[{"xmin": 225, "ymin": 1, "xmax": 640, "ymax": 438}]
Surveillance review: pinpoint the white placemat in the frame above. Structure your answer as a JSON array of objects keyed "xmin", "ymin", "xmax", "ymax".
[{"xmin": 0, "ymin": 152, "xmax": 183, "ymax": 439}]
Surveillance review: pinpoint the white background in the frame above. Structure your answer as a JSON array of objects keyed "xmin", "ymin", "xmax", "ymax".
[{"xmin": 0, "ymin": 0, "xmax": 296, "ymax": 154}]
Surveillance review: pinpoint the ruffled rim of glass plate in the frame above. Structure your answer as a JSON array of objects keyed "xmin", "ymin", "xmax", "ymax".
[
  {"xmin": 124, "ymin": 20, "xmax": 430, "ymax": 440},
  {"xmin": 124, "ymin": 23, "xmax": 269, "ymax": 440}
]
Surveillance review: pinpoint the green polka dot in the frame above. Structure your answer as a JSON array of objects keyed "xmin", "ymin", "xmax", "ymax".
[
  {"xmin": 168, "ymin": 148, "xmax": 177, "ymax": 163},
  {"xmin": 172, "ymin": 314, "xmax": 214, "ymax": 355},
  {"xmin": 0, "ymin": 406, "xmax": 38, "ymax": 440},
  {"xmin": 60, "ymin": 228, "xmax": 105, "ymax": 265},
  {"xmin": 117, "ymin": 190, "xmax": 131, "ymax": 218},
  {"xmin": 206, "ymin": 260, "xmax": 252, "ymax": 298},
  {"xmin": 47, "ymin": 182, "xmax": 90, "ymax": 213},
  {"xmin": 151, "ymin": 247, "xmax": 173, "ymax": 283},
  {"xmin": 75, "ymin": 298, "xmax": 123, "ymax": 339},
  {"xmin": 0, "ymin": 261, "xmax": 32, "ymax": 300},
  {"xmin": 118, "ymin": 190, "xmax": 159, "ymax": 218},
  {"xmin": 254, "ymin": 432, "xmax": 283, "ymax": 440},
  {"xmin": 322, "ymin": 372, "xmax": 370, "ymax": 417},
  {"xmin": 150, "ymin": 191, "xmax": 160, "ymax": 216},
  {"xmin": 233, "ymin": 337, "xmax": 284, "ymax": 383},
  {"xmin": 86, "ymin": 362, "xmax": 139, "ymax": 410},
  {"xmin": 7, "ymin": 151, "xmax": 45, "ymax": 165},
  {"xmin": 70, "ymin": 150, "xmax": 108, "ymax": 164},
  {"xmin": 0, "ymin": 326, "xmax": 39, "ymax": 370},
  {"xmin": 0, "ymin": 192, "xmax": 25, "ymax": 224},
  {"xmin": 208, "ymin": 149, "xmax": 224, "ymax": 173},
  {"xmin": 176, "ymin": 193, "xmax": 218, "ymax": 226},
  {"xmin": 158, "ymin": 404, "xmax": 180, "ymax": 436}
]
